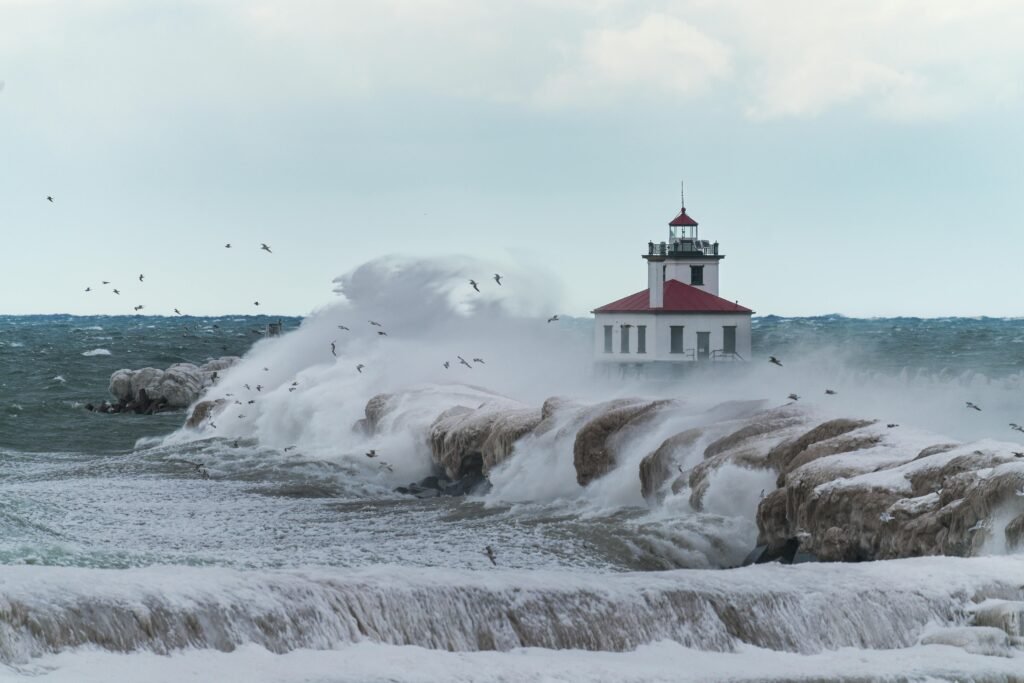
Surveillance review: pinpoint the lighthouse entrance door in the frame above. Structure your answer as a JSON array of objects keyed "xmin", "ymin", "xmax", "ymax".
[{"xmin": 696, "ymin": 332, "xmax": 710, "ymax": 361}]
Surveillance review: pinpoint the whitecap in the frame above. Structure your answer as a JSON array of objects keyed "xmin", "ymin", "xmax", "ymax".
[
  {"xmin": 52, "ymin": 375, "xmax": 67, "ymax": 383},
  {"xmin": 82, "ymin": 349, "xmax": 112, "ymax": 357}
]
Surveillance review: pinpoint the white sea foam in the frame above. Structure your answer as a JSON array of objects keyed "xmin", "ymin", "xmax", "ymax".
[{"xmin": 81, "ymin": 349, "xmax": 111, "ymax": 357}]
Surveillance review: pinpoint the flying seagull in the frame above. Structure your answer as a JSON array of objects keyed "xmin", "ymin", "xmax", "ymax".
[
  {"xmin": 1010, "ymin": 423, "xmax": 1024, "ymax": 433},
  {"xmin": 469, "ymin": 279, "xmax": 480, "ymax": 293},
  {"xmin": 284, "ymin": 446, "xmax": 296, "ymax": 452},
  {"xmin": 377, "ymin": 330, "xmax": 387, "ymax": 336},
  {"xmin": 138, "ymin": 274, "xmax": 144, "ymax": 282},
  {"xmin": 369, "ymin": 321, "xmax": 382, "ymax": 327},
  {"xmin": 47, "ymin": 196, "xmax": 53, "ymax": 203},
  {"xmin": 253, "ymin": 301, "xmax": 260, "ymax": 307},
  {"xmin": 787, "ymin": 393, "xmax": 800, "ymax": 402},
  {"xmin": 112, "ymin": 289, "xmax": 120, "ymax": 295},
  {"xmin": 330, "ymin": 341, "xmax": 337, "ymax": 357},
  {"xmin": 887, "ymin": 423, "xmax": 900, "ymax": 428},
  {"xmin": 337, "ymin": 325, "xmax": 349, "ymax": 331},
  {"xmin": 261, "ymin": 243, "xmax": 272, "ymax": 253},
  {"xmin": 484, "ymin": 545, "xmax": 497, "ymax": 566},
  {"xmin": 356, "ymin": 364, "xmax": 365, "ymax": 373},
  {"xmin": 493, "ymin": 273, "xmax": 502, "ymax": 285},
  {"xmin": 102, "ymin": 281, "xmax": 110, "ymax": 285},
  {"xmin": 825, "ymin": 389, "xmax": 837, "ymax": 395},
  {"xmin": 458, "ymin": 356, "xmax": 472, "ymax": 369},
  {"xmin": 365, "ymin": 449, "xmax": 377, "ymax": 458},
  {"xmin": 84, "ymin": 287, "xmax": 91, "ymax": 292},
  {"xmin": 174, "ymin": 308, "xmax": 181, "ymax": 315},
  {"xmin": 225, "ymin": 243, "xmax": 231, "ymax": 248},
  {"xmin": 966, "ymin": 402, "xmax": 982, "ymax": 411},
  {"xmin": 770, "ymin": 356, "xmax": 783, "ymax": 367},
  {"xmin": 473, "ymin": 358, "xmax": 485, "ymax": 364},
  {"xmin": 443, "ymin": 361, "xmax": 450, "ymax": 369},
  {"xmin": 256, "ymin": 384, "xmax": 263, "ymax": 392},
  {"xmin": 547, "ymin": 315, "xmax": 559, "ymax": 323}
]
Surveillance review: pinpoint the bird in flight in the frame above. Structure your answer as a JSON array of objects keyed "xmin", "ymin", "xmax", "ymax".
[
  {"xmin": 493, "ymin": 274, "xmax": 502, "ymax": 286},
  {"xmin": 112, "ymin": 289, "xmax": 120, "ymax": 295},
  {"xmin": 337, "ymin": 325, "xmax": 349, "ymax": 331},
  {"xmin": 284, "ymin": 446, "xmax": 296, "ymax": 452},
  {"xmin": 484, "ymin": 545, "xmax": 497, "ymax": 566},
  {"xmin": 887, "ymin": 423, "xmax": 899, "ymax": 428},
  {"xmin": 547, "ymin": 315, "xmax": 559, "ymax": 323},
  {"xmin": 330, "ymin": 341, "xmax": 337, "ymax": 357},
  {"xmin": 1010, "ymin": 423, "xmax": 1024, "ymax": 433},
  {"xmin": 256, "ymin": 384, "xmax": 263, "ymax": 392},
  {"xmin": 356, "ymin": 364, "xmax": 365, "ymax": 373},
  {"xmin": 261, "ymin": 243, "xmax": 272, "ymax": 253},
  {"xmin": 469, "ymin": 279, "xmax": 480, "ymax": 292},
  {"xmin": 138, "ymin": 274, "xmax": 144, "ymax": 282},
  {"xmin": 443, "ymin": 361, "xmax": 450, "ymax": 369},
  {"xmin": 473, "ymin": 358, "xmax": 485, "ymax": 364},
  {"xmin": 966, "ymin": 402, "xmax": 982, "ymax": 411},
  {"xmin": 770, "ymin": 356, "xmax": 783, "ymax": 367},
  {"xmin": 253, "ymin": 301, "xmax": 260, "ymax": 307},
  {"xmin": 102, "ymin": 281, "xmax": 110, "ymax": 285},
  {"xmin": 174, "ymin": 308, "xmax": 182, "ymax": 315},
  {"xmin": 365, "ymin": 449, "xmax": 377, "ymax": 458},
  {"xmin": 84, "ymin": 287, "xmax": 91, "ymax": 292},
  {"xmin": 225, "ymin": 243, "xmax": 231, "ymax": 248},
  {"xmin": 377, "ymin": 330, "xmax": 387, "ymax": 336},
  {"xmin": 825, "ymin": 389, "xmax": 837, "ymax": 395},
  {"xmin": 133, "ymin": 305, "xmax": 144, "ymax": 312},
  {"xmin": 243, "ymin": 383, "xmax": 251, "ymax": 390},
  {"xmin": 47, "ymin": 196, "xmax": 54, "ymax": 203},
  {"xmin": 787, "ymin": 393, "xmax": 800, "ymax": 402},
  {"xmin": 369, "ymin": 321, "xmax": 382, "ymax": 327},
  {"xmin": 458, "ymin": 356, "xmax": 472, "ymax": 369}
]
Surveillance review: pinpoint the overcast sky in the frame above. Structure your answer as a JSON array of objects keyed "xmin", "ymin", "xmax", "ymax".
[{"xmin": 2, "ymin": 0, "xmax": 1022, "ymax": 317}]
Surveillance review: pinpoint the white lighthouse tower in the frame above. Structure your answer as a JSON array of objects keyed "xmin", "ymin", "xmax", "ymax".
[{"xmin": 592, "ymin": 186, "xmax": 752, "ymax": 366}]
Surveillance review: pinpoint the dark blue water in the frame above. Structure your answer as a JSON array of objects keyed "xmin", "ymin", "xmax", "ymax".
[{"xmin": 0, "ymin": 315, "xmax": 301, "ymax": 454}]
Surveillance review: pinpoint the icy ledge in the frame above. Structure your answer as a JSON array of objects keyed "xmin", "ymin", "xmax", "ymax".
[{"xmin": 0, "ymin": 558, "xmax": 1022, "ymax": 664}]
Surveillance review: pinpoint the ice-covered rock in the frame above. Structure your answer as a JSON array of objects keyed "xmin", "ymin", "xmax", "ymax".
[
  {"xmin": 573, "ymin": 400, "xmax": 674, "ymax": 487},
  {"xmin": 104, "ymin": 357, "xmax": 239, "ymax": 414}
]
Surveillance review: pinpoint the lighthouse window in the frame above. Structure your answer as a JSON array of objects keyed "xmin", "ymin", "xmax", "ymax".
[
  {"xmin": 620, "ymin": 325, "xmax": 630, "ymax": 353},
  {"xmin": 603, "ymin": 325, "xmax": 613, "ymax": 353},
  {"xmin": 637, "ymin": 326, "xmax": 647, "ymax": 354},
  {"xmin": 690, "ymin": 265, "xmax": 704, "ymax": 286},
  {"xmin": 670, "ymin": 326, "xmax": 684, "ymax": 353}
]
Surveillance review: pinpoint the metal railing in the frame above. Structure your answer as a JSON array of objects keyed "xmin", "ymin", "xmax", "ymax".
[
  {"xmin": 711, "ymin": 350, "xmax": 745, "ymax": 361},
  {"xmin": 648, "ymin": 240, "xmax": 719, "ymax": 257}
]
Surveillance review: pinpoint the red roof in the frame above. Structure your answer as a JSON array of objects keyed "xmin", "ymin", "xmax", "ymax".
[
  {"xmin": 593, "ymin": 279, "xmax": 753, "ymax": 314},
  {"xmin": 669, "ymin": 209, "xmax": 698, "ymax": 227}
]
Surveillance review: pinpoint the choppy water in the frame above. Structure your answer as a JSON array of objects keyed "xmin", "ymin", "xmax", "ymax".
[{"xmin": 3, "ymin": 311, "xmax": 1024, "ymax": 679}]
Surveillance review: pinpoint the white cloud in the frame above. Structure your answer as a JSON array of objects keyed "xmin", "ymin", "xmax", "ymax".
[{"xmin": 532, "ymin": 13, "xmax": 732, "ymax": 107}]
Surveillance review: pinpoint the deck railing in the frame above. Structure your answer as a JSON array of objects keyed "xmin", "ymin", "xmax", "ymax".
[{"xmin": 648, "ymin": 240, "xmax": 719, "ymax": 257}]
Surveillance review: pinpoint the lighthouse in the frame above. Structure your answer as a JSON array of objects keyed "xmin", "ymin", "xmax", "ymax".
[{"xmin": 592, "ymin": 187, "xmax": 752, "ymax": 366}]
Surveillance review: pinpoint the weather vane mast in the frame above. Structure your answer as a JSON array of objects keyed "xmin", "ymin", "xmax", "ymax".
[{"xmin": 680, "ymin": 180, "xmax": 685, "ymax": 210}]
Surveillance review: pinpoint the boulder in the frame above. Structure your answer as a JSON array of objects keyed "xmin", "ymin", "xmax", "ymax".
[
  {"xmin": 105, "ymin": 357, "xmax": 239, "ymax": 415},
  {"xmin": 573, "ymin": 400, "xmax": 673, "ymax": 487},
  {"xmin": 639, "ymin": 428, "xmax": 703, "ymax": 502}
]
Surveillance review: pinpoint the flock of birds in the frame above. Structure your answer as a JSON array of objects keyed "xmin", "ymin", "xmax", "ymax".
[{"xmin": 769, "ymin": 354, "xmax": 1023, "ymax": 445}]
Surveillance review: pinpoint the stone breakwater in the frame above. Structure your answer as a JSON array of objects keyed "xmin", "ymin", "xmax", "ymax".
[
  {"xmin": 189, "ymin": 385, "xmax": 1024, "ymax": 563},
  {"xmin": 91, "ymin": 357, "xmax": 239, "ymax": 415}
]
